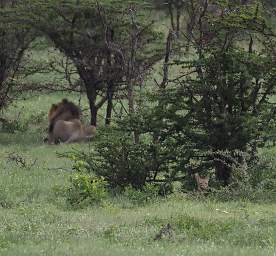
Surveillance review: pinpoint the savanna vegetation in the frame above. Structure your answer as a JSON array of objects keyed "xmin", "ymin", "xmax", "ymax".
[{"xmin": 0, "ymin": 0, "xmax": 276, "ymax": 255}]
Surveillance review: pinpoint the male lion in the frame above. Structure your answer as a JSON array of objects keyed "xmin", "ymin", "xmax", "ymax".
[
  {"xmin": 47, "ymin": 99, "xmax": 81, "ymax": 143},
  {"xmin": 49, "ymin": 119, "xmax": 96, "ymax": 144},
  {"xmin": 48, "ymin": 98, "xmax": 81, "ymax": 133}
]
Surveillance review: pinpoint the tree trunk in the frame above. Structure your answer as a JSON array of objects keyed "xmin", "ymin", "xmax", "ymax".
[
  {"xmin": 105, "ymin": 81, "xmax": 114, "ymax": 126},
  {"xmin": 90, "ymin": 104, "xmax": 98, "ymax": 126},
  {"xmin": 105, "ymin": 97, "xmax": 112, "ymax": 125},
  {"xmin": 214, "ymin": 160, "xmax": 231, "ymax": 186},
  {"xmin": 127, "ymin": 80, "xmax": 139, "ymax": 143},
  {"xmin": 85, "ymin": 83, "xmax": 98, "ymax": 126},
  {"xmin": 127, "ymin": 12, "xmax": 141, "ymax": 144},
  {"xmin": 176, "ymin": 3, "xmax": 181, "ymax": 38},
  {"xmin": 168, "ymin": 2, "xmax": 175, "ymax": 31}
]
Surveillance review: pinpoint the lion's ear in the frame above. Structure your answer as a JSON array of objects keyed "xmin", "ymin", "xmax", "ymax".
[{"xmin": 62, "ymin": 98, "xmax": 68, "ymax": 103}]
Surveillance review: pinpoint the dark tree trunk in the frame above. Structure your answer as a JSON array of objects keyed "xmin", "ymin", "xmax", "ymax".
[
  {"xmin": 77, "ymin": 66, "xmax": 101, "ymax": 127},
  {"xmin": 105, "ymin": 99, "xmax": 112, "ymax": 125},
  {"xmin": 90, "ymin": 104, "xmax": 98, "ymax": 126},
  {"xmin": 105, "ymin": 81, "xmax": 114, "ymax": 126},
  {"xmin": 130, "ymin": 172, "xmax": 147, "ymax": 190},
  {"xmin": 168, "ymin": 2, "xmax": 175, "ymax": 31},
  {"xmin": 85, "ymin": 83, "xmax": 98, "ymax": 126},
  {"xmin": 214, "ymin": 160, "xmax": 231, "ymax": 186}
]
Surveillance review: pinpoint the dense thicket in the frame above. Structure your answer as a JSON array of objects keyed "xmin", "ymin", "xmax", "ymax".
[{"xmin": 150, "ymin": 0, "xmax": 276, "ymax": 185}]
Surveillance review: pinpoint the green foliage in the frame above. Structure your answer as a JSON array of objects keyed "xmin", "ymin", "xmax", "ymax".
[
  {"xmin": 175, "ymin": 214, "xmax": 235, "ymax": 241},
  {"xmin": 149, "ymin": 0, "xmax": 276, "ymax": 185},
  {"xmin": 65, "ymin": 132, "xmax": 159, "ymax": 189},
  {"xmin": 93, "ymin": 136, "xmax": 151, "ymax": 189},
  {"xmin": 122, "ymin": 183, "xmax": 159, "ymax": 205},
  {"xmin": 67, "ymin": 173, "xmax": 108, "ymax": 207},
  {"xmin": 62, "ymin": 119, "xmax": 182, "ymax": 194},
  {"xmin": 208, "ymin": 154, "xmax": 276, "ymax": 202}
]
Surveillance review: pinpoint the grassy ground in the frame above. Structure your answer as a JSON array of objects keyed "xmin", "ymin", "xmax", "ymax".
[{"xmin": 0, "ymin": 93, "xmax": 275, "ymax": 255}]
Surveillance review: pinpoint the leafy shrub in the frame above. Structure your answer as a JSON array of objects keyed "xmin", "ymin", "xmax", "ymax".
[
  {"xmin": 65, "ymin": 129, "xmax": 169, "ymax": 190},
  {"xmin": 122, "ymin": 183, "xmax": 159, "ymax": 205},
  {"xmin": 67, "ymin": 173, "xmax": 108, "ymax": 207},
  {"xmin": 94, "ymin": 135, "xmax": 152, "ymax": 189},
  {"xmin": 207, "ymin": 154, "xmax": 276, "ymax": 202}
]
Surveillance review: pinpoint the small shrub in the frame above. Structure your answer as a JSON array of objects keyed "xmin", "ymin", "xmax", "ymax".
[
  {"xmin": 122, "ymin": 183, "xmax": 159, "ymax": 205},
  {"xmin": 93, "ymin": 135, "xmax": 153, "ymax": 189},
  {"xmin": 67, "ymin": 173, "xmax": 108, "ymax": 207},
  {"xmin": 207, "ymin": 154, "xmax": 276, "ymax": 202},
  {"xmin": 64, "ymin": 131, "xmax": 169, "ymax": 191}
]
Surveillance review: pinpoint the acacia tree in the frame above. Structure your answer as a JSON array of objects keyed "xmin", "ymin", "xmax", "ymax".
[
  {"xmin": 20, "ymin": 0, "xmax": 162, "ymax": 126},
  {"xmin": 0, "ymin": 1, "xmax": 33, "ymax": 111},
  {"xmin": 152, "ymin": 0, "xmax": 276, "ymax": 185}
]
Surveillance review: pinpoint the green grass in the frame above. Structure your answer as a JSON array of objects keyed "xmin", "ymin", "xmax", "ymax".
[{"xmin": 0, "ymin": 93, "xmax": 276, "ymax": 255}]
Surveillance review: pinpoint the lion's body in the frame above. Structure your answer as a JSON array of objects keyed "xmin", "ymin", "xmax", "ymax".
[
  {"xmin": 51, "ymin": 119, "xmax": 96, "ymax": 144},
  {"xmin": 48, "ymin": 99, "xmax": 81, "ymax": 133},
  {"xmin": 47, "ymin": 99, "xmax": 84, "ymax": 144}
]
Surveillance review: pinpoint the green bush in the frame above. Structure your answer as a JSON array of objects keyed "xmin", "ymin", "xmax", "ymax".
[
  {"xmin": 67, "ymin": 173, "xmax": 108, "ymax": 207},
  {"xmin": 94, "ymin": 137, "xmax": 151, "ymax": 189},
  {"xmin": 65, "ymin": 129, "xmax": 169, "ymax": 190},
  {"xmin": 207, "ymin": 155, "xmax": 276, "ymax": 202},
  {"xmin": 122, "ymin": 183, "xmax": 159, "ymax": 205}
]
